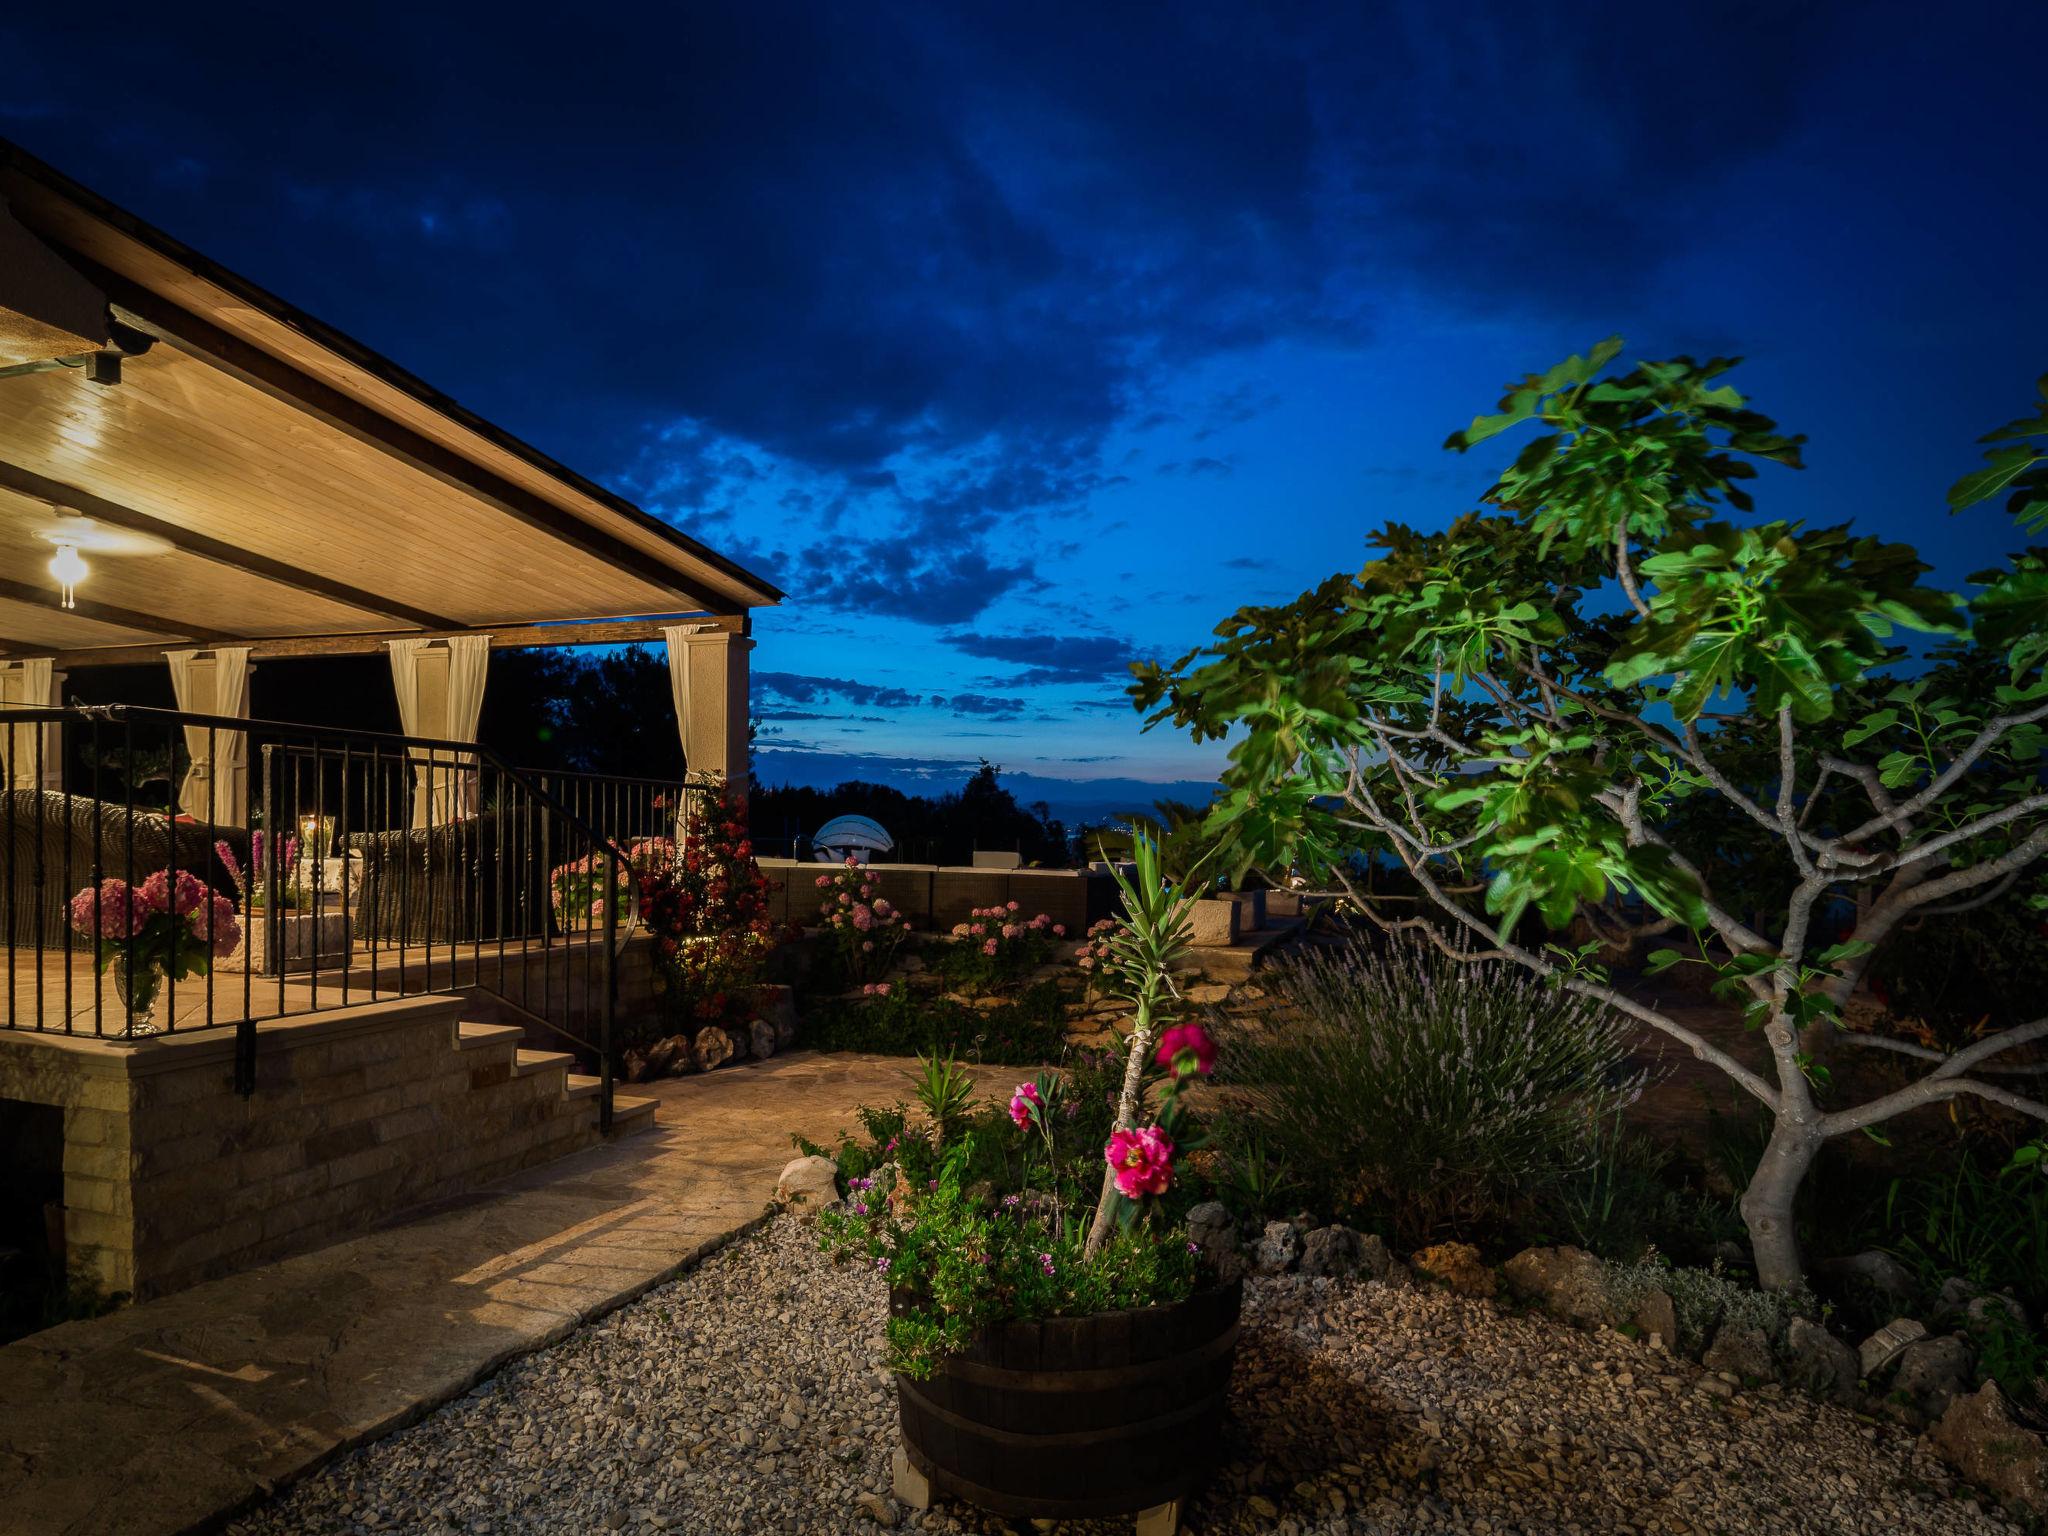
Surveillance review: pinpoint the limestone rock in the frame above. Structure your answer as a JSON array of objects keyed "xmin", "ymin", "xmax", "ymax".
[
  {"xmin": 748, "ymin": 1017, "xmax": 779, "ymax": 1060},
  {"xmin": 1255, "ymin": 1220, "xmax": 1302, "ymax": 1275},
  {"xmin": 1702, "ymin": 1322, "xmax": 1776, "ymax": 1384},
  {"xmin": 1820, "ymin": 1249, "xmax": 1917, "ymax": 1305},
  {"xmin": 1858, "ymin": 1316, "xmax": 1927, "ymax": 1379},
  {"xmin": 1186, "ymin": 1201, "xmax": 1237, "ymax": 1258},
  {"xmin": 693, "ymin": 1026, "xmax": 740, "ymax": 1071},
  {"xmin": 1892, "ymin": 1333, "xmax": 1974, "ymax": 1420},
  {"xmin": 1968, "ymin": 1292, "xmax": 2031, "ymax": 1336},
  {"xmin": 645, "ymin": 1033, "xmax": 691, "ymax": 1078},
  {"xmin": 1501, "ymin": 1245, "xmax": 1616, "ymax": 1327},
  {"xmin": 1631, "ymin": 1288, "xmax": 1678, "ymax": 1348},
  {"xmin": 1932, "ymin": 1383, "xmax": 2048, "ymax": 1515},
  {"xmin": 775, "ymin": 1155, "xmax": 840, "ymax": 1212},
  {"xmin": 1783, "ymin": 1317, "xmax": 1861, "ymax": 1403},
  {"xmin": 1412, "ymin": 1242, "xmax": 1496, "ymax": 1298},
  {"xmin": 1300, "ymin": 1225, "xmax": 1378, "ymax": 1279},
  {"xmin": 621, "ymin": 1046, "xmax": 650, "ymax": 1083}
]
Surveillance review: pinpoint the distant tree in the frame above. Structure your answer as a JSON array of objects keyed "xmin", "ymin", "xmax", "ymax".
[{"xmin": 1136, "ymin": 341, "xmax": 2048, "ymax": 1290}]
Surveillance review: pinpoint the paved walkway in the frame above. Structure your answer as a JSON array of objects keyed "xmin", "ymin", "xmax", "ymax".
[{"xmin": 0, "ymin": 1051, "xmax": 930, "ymax": 1536}]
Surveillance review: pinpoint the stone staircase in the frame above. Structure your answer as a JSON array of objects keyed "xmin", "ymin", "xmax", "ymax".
[{"xmin": 454, "ymin": 1019, "xmax": 658, "ymax": 1183}]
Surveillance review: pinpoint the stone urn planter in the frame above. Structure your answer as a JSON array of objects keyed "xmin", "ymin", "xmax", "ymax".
[
  {"xmin": 227, "ymin": 908, "xmax": 353, "ymax": 975},
  {"xmin": 892, "ymin": 1279, "xmax": 1243, "ymax": 1532}
]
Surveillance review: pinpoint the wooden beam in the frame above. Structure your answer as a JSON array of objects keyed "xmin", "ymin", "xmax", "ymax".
[
  {"xmin": 63, "ymin": 269, "xmax": 728, "ymax": 613},
  {"xmin": 45, "ymin": 614, "xmax": 746, "ymax": 668},
  {"xmin": 0, "ymin": 458, "xmax": 464, "ymax": 631},
  {"xmin": 0, "ymin": 574, "xmax": 213, "ymax": 641}
]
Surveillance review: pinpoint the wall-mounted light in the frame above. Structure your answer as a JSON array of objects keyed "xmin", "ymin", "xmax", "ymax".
[{"xmin": 48, "ymin": 542, "xmax": 87, "ymax": 609}]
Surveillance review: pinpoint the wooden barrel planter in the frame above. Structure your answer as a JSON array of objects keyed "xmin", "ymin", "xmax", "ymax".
[{"xmin": 893, "ymin": 1279, "xmax": 1242, "ymax": 1525}]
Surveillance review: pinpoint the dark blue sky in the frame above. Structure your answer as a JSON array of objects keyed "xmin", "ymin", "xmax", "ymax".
[{"xmin": 5, "ymin": 3, "xmax": 2044, "ymax": 806}]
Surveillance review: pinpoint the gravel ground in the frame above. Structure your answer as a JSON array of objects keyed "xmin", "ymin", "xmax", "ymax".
[{"xmin": 228, "ymin": 1217, "xmax": 2017, "ymax": 1536}]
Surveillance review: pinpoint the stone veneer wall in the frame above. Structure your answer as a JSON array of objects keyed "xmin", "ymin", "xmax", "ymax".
[
  {"xmin": 0, "ymin": 995, "xmax": 606, "ymax": 1301},
  {"xmin": 758, "ymin": 860, "xmax": 1116, "ymax": 936}
]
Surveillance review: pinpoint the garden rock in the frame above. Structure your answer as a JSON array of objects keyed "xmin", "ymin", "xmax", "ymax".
[
  {"xmin": 1892, "ymin": 1334, "xmax": 1974, "ymax": 1420},
  {"xmin": 1631, "ymin": 1288, "xmax": 1678, "ymax": 1348},
  {"xmin": 1784, "ymin": 1317, "xmax": 1862, "ymax": 1403},
  {"xmin": 1412, "ymin": 1242, "xmax": 1496, "ymax": 1298},
  {"xmin": 1860, "ymin": 1317, "xmax": 1929, "ymax": 1378},
  {"xmin": 1702, "ymin": 1322, "xmax": 1777, "ymax": 1384},
  {"xmin": 1300, "ymin": 1224, "xmax": 1376, "ymax": 1279},
  {"xmin": 645, "ymin": 1033, "xmax": 691, "ymax": 1077},
  {"xmin": 693, "ymin": 1025, "xmax": 740, "ymax": 1070},
  {"xmin": 1255, "ymin": 1220, "xmax": 1302, "ymax": 1274},
  {"xmin": 748, "ymin": 1018, "xmax": 779, "ymax": 1060},
  {"xmin": 1932, "ymin": 1382, "xmax": 2048, "ymax": 1514},
  {"xmin": 1822, "ymin": 1249, "xmax": 1918, "ymax": 1305},
  {"xmin": 1501, "ymin": 1245, "xmax": 1615, "ymax": 1327},
  {"xmin": 1185, "ymin": 1201, "xmax": 1237, "ymax": 1257},
  {"xmin": 1966, "ymin": 1292, "xmax": 2030, "ymax": 1335},
  {"xmin": 775, "ymin": 1156, "xmax": 839, "ymax": 1213}
]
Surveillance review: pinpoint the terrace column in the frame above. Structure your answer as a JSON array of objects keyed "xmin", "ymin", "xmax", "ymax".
[
  {"xmin": 661, "ymin": 623, "xmax": 752, "ymax": 798},
  {"xmin": 0, "ymin": 657, "xmax": 64, "ymax": 792},
  {"xmin": 163, "ymin": 646, "xmax": 251, "ymax": 824},
  {"xmin": 386, "ymin": 635, "xmax": 490, "ymax": 824}
]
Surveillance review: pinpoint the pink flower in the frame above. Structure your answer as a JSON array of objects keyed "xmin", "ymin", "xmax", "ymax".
[
  {"xmin": 1001, "ymin": 924, "xmax": 1020, "ymax": 940},
  {"xmin": 816, "ymin": 875, "xmax": 832, "ymax": 888},
  {"xmin": 851, "ymin": 904, "xmax": 873, "ymax": 931},
  {"xmin": 190, "ymin": 893, "xmax": 242, "ymax": 958},
  {"xmin": 1006, "ymin": 900, "xmax": 1020, "ymax": 912},
  {"xmin": 1105, "ymin": 1126, "xmax": 1175, "ymax": 1199},
  {"xmin": 982, "ymin": 938, "xmax": 999, "ymax": 956},
  {"xmin": 68, "ymin": 878, "xmax": 149, "ymax": 939},
  {"xmin": 137, "ymin": 868, "xmax": 207, "ymax": 918},
  {"xmin": 1155, "ymin": 1022, "xmax": 1218, "ymax": 1079},
  {"xmin": 1052, "ymin": 924, "xmax": 1066, "ymax": 937},
  {"xmin": 1008, "ymin": 1081, "xmax": 1043, "ymax": 1129}
]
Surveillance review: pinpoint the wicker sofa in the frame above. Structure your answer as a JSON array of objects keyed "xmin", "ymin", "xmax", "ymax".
[
  {"xmin": 346, "ymin": 813, "xmax": 551, "ymax": 948},
  {"xmin": 3, "ymin": 790, "xmax": 246, "ymax": 950}
]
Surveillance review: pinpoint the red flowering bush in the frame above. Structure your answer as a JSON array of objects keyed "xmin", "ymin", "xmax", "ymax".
[{"xmin": 634, "ymin": 787, "xmax": 788, "ymax": 1031}]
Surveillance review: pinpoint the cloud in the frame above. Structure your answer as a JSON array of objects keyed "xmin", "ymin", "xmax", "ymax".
[
  {"xmin": 755, "ymin": 671, "xmax": 923, "ymax": 711},
  {"xmin": 942, "ymin": 692, "xmax": 1028, "ymax": 717},
  {"xmin": 943, "ymin": 631, "xmax": 1136, "ymax": 687},
  {"xmin": 1221, "ymin": 555, "xmax": 1274, "ymax": 571}
]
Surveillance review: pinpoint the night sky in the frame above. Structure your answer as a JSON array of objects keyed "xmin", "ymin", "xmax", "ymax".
[{"xmin": 5, "ymin": 4, "xmax": 2044, "ymax": 815}]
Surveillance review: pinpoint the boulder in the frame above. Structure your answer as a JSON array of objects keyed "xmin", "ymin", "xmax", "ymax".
[
  {"xmin": 752, "ymin": 983, "xmax": 799, "ymax": 1047},
  {"xmin": 621, "ymin": 1047, "xmax": 650, "ymax": 1084},
  {"xmin": 1932, "ymin": 1383, "xmax": 2048, "ymax": 1515},
  {"xmin": 1300, "ymin": 1225, "xmax": 1379, "ymax": 1279},
  {"xmin": 645, "ymin": 1033, "xmax": 690, "ymax": 1078},
  {"xmin": 1185, "ymin": 1201, "xmax": 1237, "ymax": 1258},
  {"xmin": 1892, "ymin": 1333, "xmax": 1975, "ymax": 1420},
  {"xmin": 693, "ymin": 1025, "xmax": 740, "ymax": 1071},
  {"xmin": 1501, "ymin": 1246, "xmax": 1617, "ymax": 1328},
  {"xmin": 1412, "ymin": 1242, "xmax": 1496, "ymax": 1298},
  {"xmin": 1631, "ymin": 1288, "xmax": 1679, "ymax": 1348},
  {"xmin": 1968, "ymin": 1293, "xmax": 2031, "ymax": 1336},
  {"xmin": 1783, "ymin": 1317, "xmax": 1861, "ymax": 1403},
  {"xmin": 1820, "ymin": 1249, "xmax": 1917, "ymax": 1306},
  {"xmin": 748, "ymin": 1017, "xmax": 779, "ymax": 1060},
  {"xmin": 775, "ymin": 1155, "xmax": 840, "ymax": 1213},
  {"xmin": 1702, "ymin": 1322, "xmax": 1777, "ymax": 1384},
  {"xmin": 1859, "ymin": 1316, "xmax": 1928, "ymax": 1379},
  {"xmin": 1255, "ymin": 1220, "xmax": 1302, "ymax": 1275}
]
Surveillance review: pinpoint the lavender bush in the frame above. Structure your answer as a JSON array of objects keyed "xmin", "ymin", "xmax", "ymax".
[{"xmin": 1224, "ymin": 935, "xmax": 1644, "ymax": 1243}]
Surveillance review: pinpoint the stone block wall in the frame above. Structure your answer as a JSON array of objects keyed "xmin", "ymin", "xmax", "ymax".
[
  {"xmin": 0, "ymin": 995, "xmax": 610, "ymax": 1301},
  {"xmin": 759, "ymin": 860, "xmax": 1112, "ymax": 936}
]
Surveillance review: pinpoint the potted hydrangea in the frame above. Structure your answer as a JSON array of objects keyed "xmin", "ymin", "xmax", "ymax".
[
  {"xmin": 819, "ymin": 835, "xmax": 1236, "ymax": 1532},
  {"xmin": 69, "ymin": 868, "xmax": 242, "ymax": 1034}
]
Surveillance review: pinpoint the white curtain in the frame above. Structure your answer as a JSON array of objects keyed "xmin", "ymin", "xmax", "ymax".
[
  {"xmin": 0, "ymin": 658, "xmax": 60, "ymax": 792},
  {"xmin": 662, "ymin": 623, "xmax": 717, "ymax": 841},
  {"xmin": 386, "ymin": 636, "xmax": 489, "ymax": 824},
  {"xmin": 165, "ymin": 648, "xmax": 249, "ymax": 824}
]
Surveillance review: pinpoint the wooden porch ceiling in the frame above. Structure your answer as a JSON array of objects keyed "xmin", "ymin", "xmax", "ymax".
[{"xmin": 0, "ymin": 139, "xmax": 781, "ymax": 669}]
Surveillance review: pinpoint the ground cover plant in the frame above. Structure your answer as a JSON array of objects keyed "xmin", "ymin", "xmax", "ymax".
[{"xmin": 1137, "ymin": 342, "xmax": 2048, "ymax": 1290}]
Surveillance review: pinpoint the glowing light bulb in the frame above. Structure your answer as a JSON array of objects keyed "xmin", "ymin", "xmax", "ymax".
[{"xmin": 48, "ymin": 543, "xmax": 87, "ymax": 609}]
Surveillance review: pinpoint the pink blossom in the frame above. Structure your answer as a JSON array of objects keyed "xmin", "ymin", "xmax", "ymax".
[
  {"xmin": 68, "ymin": 878, "xmax": 149, "ymax": 939},
  {"xmin": 862, "ymin": 940, "xmax": 875, "ymax": 952},
  {"xmin": 189, "ymin": 893, "xmax": 242, "ymax": 958},
  {"xmin": 816, "ymin": 875, "xmax": 832, "ymax": 888},
  {"xmin": 1155, "ymin": 1022, "xmax": 1219, "ymax": 1078},
  {"xmin": 1052, "ymin": 924, "xmax": 1066, "ymax": 937},
  {"xmin": 851, "ymin": 904, "xmax": 873, "ymax": 931},
  {"xmin": 1008, "ymin": 1080, "xmax": 1043, "ymax": 1129},
  {"xmin": 952, "ymin": 923, "xmax": 970, "ymax": 938},
  {"xmin": 1105, "ymin": 1126, "xmax": 1175, "ymax": 1199},
  {"xmin": 1006, "ymin": 900, "xmax": 1020, "ymax": 912},
  {"xmin": 1001, "ymin": 924, "xmax": 1020, "ymax": 940},
  {"xmin": 137, "ymin": 868, "xmax": 207, "ymax": 918},
  {"xmin": 982, "ymin": 938, "xmax": 999, "ymax": 956}
]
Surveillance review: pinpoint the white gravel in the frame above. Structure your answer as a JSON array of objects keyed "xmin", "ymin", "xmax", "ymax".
[{"xmin": 227, "ymin": 1217, "xmax": 2017, "ymax": 1536}]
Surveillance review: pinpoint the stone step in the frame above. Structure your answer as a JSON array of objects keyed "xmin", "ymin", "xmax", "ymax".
[
  {"xmin": 610, "ymin": 1094, "xmax": 658, "ymax": 1137},
  {"xmin": 563, "ymin": 1072, "xmax": 601, "ymax": 1101},
  {"xmin": 513, "ymin": 1047, "xmax": 576, "ymax": 1080},
  {"xmin": 456, "ymin": 1019, "xmax": 525, "ymax": 1054}
]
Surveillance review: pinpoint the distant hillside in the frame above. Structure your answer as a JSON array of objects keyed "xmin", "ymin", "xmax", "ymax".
[{"xmin": 751, "ymin": 749, "xmax": 1217, "ymax": 830}]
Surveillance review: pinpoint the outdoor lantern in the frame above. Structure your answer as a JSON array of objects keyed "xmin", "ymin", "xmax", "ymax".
[{"xmin": 47, "ymin": 541, "xmax": 87, "ymax": 609}]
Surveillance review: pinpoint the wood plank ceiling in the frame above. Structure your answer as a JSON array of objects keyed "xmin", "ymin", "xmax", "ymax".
[{"xmin": 0, "ymin": 141, "xmax": 780, "ymax": 666}]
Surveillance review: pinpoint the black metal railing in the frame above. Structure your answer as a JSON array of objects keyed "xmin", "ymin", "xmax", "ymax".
[{"xmin": 0, "ymin": 704, "xmax": 686, "ymax": 1130}]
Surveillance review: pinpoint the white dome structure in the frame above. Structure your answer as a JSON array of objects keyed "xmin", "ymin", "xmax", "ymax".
[{"xmin": 813, "ymin": 814, "xmax": 894, "ymax": 864}]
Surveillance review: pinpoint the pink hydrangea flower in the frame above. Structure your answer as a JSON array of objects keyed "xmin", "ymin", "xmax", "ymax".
[
  {"xmin": 851, "ymin": 904, "xmax": 873, "ymax": 931},
  {"xmin": 68, "ymin": 878, "xmax": 150, "ymax": 939},
  {"xmin": 982, "ymin": 938, "xmax": 999, "ymax": 956},
  {"xmin": 1008, "ymin": 1080, "xmax": 1043, "ymax": 1129},
  {"xmin": 1105, "ymin": 1126, "xmax": 1175, "ymax": 1199},
  {"xmin": 189, "ymin": 892, "xmax": 242, "ymax": 958},
  {"xmin": 137, "ymin": 868, "xmax": 207, "ymax": 918},
  {"xmin": 1052, "ymin": 924, "xmax": 1066, "ymax": 937},
  {"xmin": 1001, "ymin": 923, "xmax": 1020, "ymax": 940},
  {"xmin": 1154, "ymin": 1021, "xmax": 1219, "ymax": 1079}
]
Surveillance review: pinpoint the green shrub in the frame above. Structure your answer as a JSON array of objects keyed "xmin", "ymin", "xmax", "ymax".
[
  {"xmin": 1601, "ymin": 1253, "xmax": 1814, "ymax": 1354},
  {"xmin": 1873, "ymin": 1146, "xmax": 2048, "ymax": 1314},
  {"xmin": 804, "ymin": 980, "xmax": 1068, "ymax": 1064},
  {"xmin": 1224, "ymin": 936, "xmax": 1643, "ymax": 1245},
  {"xmin": 1541, "ymin": 1110, "xmax": 1746, "ymax": 1264}
]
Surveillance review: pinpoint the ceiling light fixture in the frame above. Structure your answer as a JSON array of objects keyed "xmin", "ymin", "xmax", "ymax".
[{"xmin": 49, "ymin": 542, "xmax": 87, "ymax": 609}]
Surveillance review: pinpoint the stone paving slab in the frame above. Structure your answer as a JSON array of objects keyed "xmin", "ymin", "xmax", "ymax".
[{"xmin": 0, "ymin": 1050, "xmax": 931, "ymax": 1536}]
